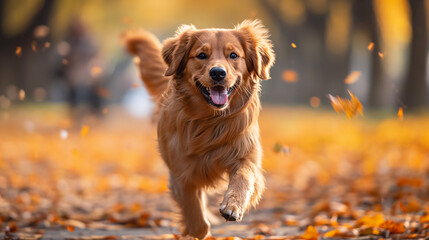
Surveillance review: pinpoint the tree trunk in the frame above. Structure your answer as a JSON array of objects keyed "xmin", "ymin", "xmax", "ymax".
[
  {"xmin": 352, "ymin": 0, "xmax": 383, "ymax": 108},
  {"xmin": 402, "ymin": 0, "xmax": 428, "ymax": 109},
  {"xmin": 0, "ymin": 0, "xmax": 56, "ymax": 94}
]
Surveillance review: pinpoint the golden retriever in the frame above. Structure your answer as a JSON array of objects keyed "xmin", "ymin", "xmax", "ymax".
[{"xmin": 125, "ymin": 19, "xmax": 275, "ymax": 239}]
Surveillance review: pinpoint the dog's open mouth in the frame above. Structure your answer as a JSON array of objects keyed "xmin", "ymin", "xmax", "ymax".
[{"xmin": 196, "ymin": 81, "xmax": 237, "ymax": 108}]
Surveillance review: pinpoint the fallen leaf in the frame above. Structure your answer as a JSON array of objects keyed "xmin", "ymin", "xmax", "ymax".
[
  {"xmin": 356, "ymin": 213, "xmax": 385, "ymax": 228},
  {"xmin": 379, "ymin": 220, "xmax": 406, "ymax": 234},
  {"xmin": 420, "ymin": 214, "xmax": 429, "ymax": 223},
  {"xmin": 301, "ymin": 225, "xmax": 319, "ymax": 240},
  {"xmin": 67, "ymin": 225, "xmax": 74, "ymax": 232}
]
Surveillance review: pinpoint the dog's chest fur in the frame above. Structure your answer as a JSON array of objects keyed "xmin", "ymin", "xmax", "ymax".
[{"xmin": 157, "ymin": 97, "xmax": 261, "ymax": 187}]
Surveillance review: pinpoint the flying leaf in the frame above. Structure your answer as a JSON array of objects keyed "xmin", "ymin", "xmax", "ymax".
[
  {"xmin": 328, "ymin": 90, "xmax": 363, "ymax": 118},
  {"xmin": 344, "ymin": 71, "xmax": 361, "ymax": 84},
  {"xmin": 15, "ymin": 46, "xmax": 22, "ymax": 56},
  {"xmin": 291, "ymin": 43, "xmax": 297, "ymax": 48},
  {"xmin": 397, "ymin": 107, "xmax": 403, "ymax": 120},
  {"xmin": 368, "ymin": 42, "xmax": 374, "ymax": 51},
  {"xmin": 282, "ymin": 70, "xmax": 298, "ymax": 83}
]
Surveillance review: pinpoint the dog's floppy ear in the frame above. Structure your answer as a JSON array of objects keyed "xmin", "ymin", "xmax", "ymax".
[
  {"xmin": 235, "ymin": 20, "xmax": 275, "ymax": 80},
  {"xmin": 162, "ymin": 24, "xmax": 196, "ymax": 77}
]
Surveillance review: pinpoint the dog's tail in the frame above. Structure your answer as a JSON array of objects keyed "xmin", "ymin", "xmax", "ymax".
[{"xmin": 124, "ymin": 30, "xmax": 169, "ymax": 102}]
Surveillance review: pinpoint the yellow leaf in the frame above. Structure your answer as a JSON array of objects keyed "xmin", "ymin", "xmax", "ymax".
[
  {"xmin": 378, "ymin": 52, "xmax": 384, "ymax": 58},
  {"xmin": 324, "ymin": 229, "xmax": 339, "ymax": 237},
  {"xmin": 301, "ymin": 225, "xmax": 319, "ymax": 240},
  {"xmin": 291, "ymin": 42, "xmax": 297, "ymax": 48},
  {"xmin": 328, "ymin": 90, "xmax": 363, "ymax": 118},
  {"xmin": 356, "ymin": 213, "xmax": 385, "ymax": 228}
]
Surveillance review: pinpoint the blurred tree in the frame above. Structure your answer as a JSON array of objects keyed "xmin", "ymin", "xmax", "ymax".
[
  {"xmin": 0, "ymin": 0, "xmax": 56, "ymax": 94},
  {"xmin": 353, "ymin": 0, "xmax": 383, "ymax": 108},
  {"xmin": 401, "ymin": 0, "xmax": 428, "ymax": 109}
]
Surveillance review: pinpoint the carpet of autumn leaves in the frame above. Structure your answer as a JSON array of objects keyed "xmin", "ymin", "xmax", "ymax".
[{"xmin": 1, "ymin": 104, "xmax": 429, "ymax": 239}]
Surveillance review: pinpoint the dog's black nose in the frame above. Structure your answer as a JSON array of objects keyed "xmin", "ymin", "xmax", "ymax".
[{"xmin": 209, "ymin": 67, "xmax": 226, "ymax": 81}]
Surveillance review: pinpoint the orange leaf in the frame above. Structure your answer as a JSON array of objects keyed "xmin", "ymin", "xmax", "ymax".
[
  {"xmin": 15, "ymin": 46, "xmax": 22, "ymax": 56},
  {"xmin": 301, "ymin": 225, "xmax": 319, "ymax": 240},
  {"xmin": 31, "ymin": 41, "xmax": 37, "ymax": 52},
  {"xmin": 282, "ymin": 70, "xmax": 298, "ymax": 83},
  {"xmin": 291, "ymin": 42, "xmax": 297, "ymax": 48},
  {"xmin": 324, "ymin": 229, "xmax": 340, "ymax": 237},
  {"xmin": 344, "ymin": 71, "xmax": 361, "ymax": 84},
  {"xmin": 420, "ymin": 214, "xmax": 429, "ymax": 223},
  {"xmin": 379, "ymin": 220, "xmax": 406, "ymax": 234},
  {"xmin": 356, "ymin": 213, "xmax": 385, "ymax": 228},
  {"xmin": 378, "ymin": 52, "xmax": 384, "ymax": 58},
  {"xmin": 397, "ymin": 107, "xmax": 403, "ymax": 120},
  {"xmin": 328, "ymin": 90, "xmax": 363, "ymax": 118},
  {"xmin": 368, "ymin": 42, "xmax": 374, "ymax": 51},
  {"xmin": 66, "ymin": 225, "xmax": 74, "ymax": 232}
]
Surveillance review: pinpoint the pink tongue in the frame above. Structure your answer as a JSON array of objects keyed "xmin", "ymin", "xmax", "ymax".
[{"xmin": 209, "ymin": 86, "xmax": 228, "ymax": 105}]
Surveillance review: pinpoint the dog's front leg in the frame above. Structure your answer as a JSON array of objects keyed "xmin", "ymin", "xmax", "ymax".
[
  {"xmin": 170, "ymin": 176, "xmax": 210, "ymax": 239},
  {"xmin": 220, "ymin": 160, "xmax": 265, "ymax": 221}
]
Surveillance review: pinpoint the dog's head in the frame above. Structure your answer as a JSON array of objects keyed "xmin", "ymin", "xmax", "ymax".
[{"xmin": 162, "ymin": 20, "xmax": 275, "ymax": 112}]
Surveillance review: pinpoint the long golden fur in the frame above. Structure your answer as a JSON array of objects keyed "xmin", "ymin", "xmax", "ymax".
[{"xmin": 125, "ymin": 20, "xmax": 275, "ymax": 239}]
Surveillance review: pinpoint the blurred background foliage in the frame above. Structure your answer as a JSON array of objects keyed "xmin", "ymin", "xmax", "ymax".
[{"xmin": 0, "ymin": 0, "xmax": 428, "ymax": 115}]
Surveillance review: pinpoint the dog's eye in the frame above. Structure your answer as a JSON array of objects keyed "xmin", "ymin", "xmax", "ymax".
[
  {"xmin": 229, "ymin": 52, "xmax": 238, "ymax": 59},
  {"xmin": 196, "ymin": 52, "xmax": 207, "ymax": 59}
]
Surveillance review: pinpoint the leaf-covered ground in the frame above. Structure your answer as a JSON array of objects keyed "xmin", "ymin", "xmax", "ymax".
[{"xmin": 1, "ymin": 105, "xmax": 429, "ymax": 240}]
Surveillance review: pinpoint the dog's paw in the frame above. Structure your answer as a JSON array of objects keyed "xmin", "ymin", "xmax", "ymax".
[{"xmin": 219, "ymin": 196, "xmax": 244, "ymax": 222}]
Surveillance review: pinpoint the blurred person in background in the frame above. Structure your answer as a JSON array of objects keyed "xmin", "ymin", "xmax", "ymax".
[{"xmin": 59, "ymin": 17, "xmax": 105, "ymax": 120}]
